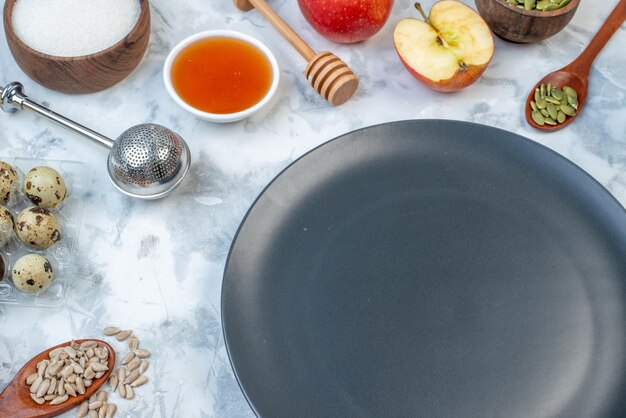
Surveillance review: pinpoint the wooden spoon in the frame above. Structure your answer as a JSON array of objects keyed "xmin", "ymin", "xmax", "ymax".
[
  {"xmin": 0, "ymin": 339, "xmax": 115, "ymax": 418},
  {"xmin": 233, "ymin": 0, "xmax": 359, "ymax": 106},
  {"xmin": 526, "ymin": 0, "xmax": 626, "ymax": 131}
]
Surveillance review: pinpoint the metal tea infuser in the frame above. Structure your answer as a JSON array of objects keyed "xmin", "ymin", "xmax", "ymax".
[{"xmin": 0, "ymin": 82, "xmax": 191, "ymax": 200}]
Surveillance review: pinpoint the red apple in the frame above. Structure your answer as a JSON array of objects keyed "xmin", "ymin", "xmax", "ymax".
[
  {"xmin": 298, "ymin": 0, "xmax": 394, "ymax": 44},
  {"xmin": 394, "ymin": 1, "xmax": 494, "ymax": 92}
]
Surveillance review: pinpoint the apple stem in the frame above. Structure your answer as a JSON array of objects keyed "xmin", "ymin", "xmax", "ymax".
[
  {"xmin": 415, "ymin": 3, "xmax": 447, "ymax": 47},
  {"xmin": 414, "ymin": 3, "xmax": 431, "ymax": 25}
]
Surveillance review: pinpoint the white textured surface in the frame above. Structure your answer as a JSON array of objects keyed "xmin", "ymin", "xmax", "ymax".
[
  {"xmin": 12, "ymin": 0, "xmax": 140, "ymax": 57},
  {"xmin": 1, "ymin": 0, "xmax": 625, "ymax": 416}
]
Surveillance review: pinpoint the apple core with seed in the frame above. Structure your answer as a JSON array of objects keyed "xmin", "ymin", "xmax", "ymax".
[{"xmin": 394, "ymin": 1, "xmax": 494, "ymax": 92}]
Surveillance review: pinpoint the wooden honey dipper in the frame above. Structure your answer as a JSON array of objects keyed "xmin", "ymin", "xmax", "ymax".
[{"xmin": 233, "ymin": 0, "xmax": 359, "ymax": 106}]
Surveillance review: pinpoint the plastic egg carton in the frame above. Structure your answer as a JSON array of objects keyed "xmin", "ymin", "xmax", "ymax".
[{"xmin": 0, "ymin": 157, "xmax": 85, "ymax": 308}]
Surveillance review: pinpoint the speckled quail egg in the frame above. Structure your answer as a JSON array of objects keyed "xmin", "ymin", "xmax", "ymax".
[
  {"xmin": 0, "ymin": 161, "xmax": 19, "ymax": 205},
  {"xmin": 15, "ymin": 207, "xmax": 62, "ymax": 250},
  {"xmin": 0, "ymin": 205, "xmax": 15, "ymax": 247},
  {"xmin": 0, "ymin": 251, "xmax": 6, "ymax": 280},
  {"xmin": 11, "ymin": 254, "xmax": 54, "ymax": 293},
  {"xmin": 24, "ymin": 166, "xmax": 68, "ymax": 208}
]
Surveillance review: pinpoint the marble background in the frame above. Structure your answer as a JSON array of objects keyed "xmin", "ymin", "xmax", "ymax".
[{"xmin": 1, "ymin": 0, "xmax": 625, "ymax": 416}]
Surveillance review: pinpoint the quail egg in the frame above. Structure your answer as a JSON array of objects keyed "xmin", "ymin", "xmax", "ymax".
[
  {"xmin": 15, "ymin": 207, "xmax": 62, "ymax": 250},
  {"xmin": 11, "ymin": 254, "xmax": 54, "ymax": 293},
  {"xmin": 0, "ymin": 251, "xmax": 6, "ymax": 280},
  {"xmin": 24, "ymin": 166, "xmax": 68, "ymax": 208},
  {"xmin": 0, "ymin": 205, "xmax": 15, "ymax": 247},
  {"xmin": 0, "ymin": 161, "xmax": 19, "ymax": 205}
]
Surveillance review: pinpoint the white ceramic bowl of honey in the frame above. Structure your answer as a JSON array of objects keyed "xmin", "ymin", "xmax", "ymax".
[{"xmin": 163, "ymin": 30, "xmax": 280, "ymax": 123}]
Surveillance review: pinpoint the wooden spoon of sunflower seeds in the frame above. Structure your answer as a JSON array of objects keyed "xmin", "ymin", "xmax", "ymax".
[{"xmin": 0, "ymin": 339, "xmax": 115, "ymax": 418}]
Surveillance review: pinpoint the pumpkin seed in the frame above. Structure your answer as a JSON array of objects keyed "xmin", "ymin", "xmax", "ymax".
[
  {"xmin": 532, "ymin": 111, "xmax": 545, "ymax": 125},
  {"xmin": 551, "ymin": 88, "xmax": 564, "ymax": 100},
  {"xmin": 529, "ymin": 83, "xmax": 578, "ymax": 126},
  {"xmin": 511, "ymin": 0, "xmax": 570, "ymax": 10}
]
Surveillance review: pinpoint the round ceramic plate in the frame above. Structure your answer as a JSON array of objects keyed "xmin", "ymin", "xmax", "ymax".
[{"xmin": 222, "ymin": 120, "xmax": 626, "ymax": 418}]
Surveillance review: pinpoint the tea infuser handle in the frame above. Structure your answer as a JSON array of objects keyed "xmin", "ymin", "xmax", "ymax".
[{"xmin": 0, "ymin": 82, "xmax": 115, "ymax": 149}]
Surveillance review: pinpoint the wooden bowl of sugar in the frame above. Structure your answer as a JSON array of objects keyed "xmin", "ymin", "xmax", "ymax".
[{"xmin": 3, "ymin": 0, "xmax": 150, "ymax": 94}]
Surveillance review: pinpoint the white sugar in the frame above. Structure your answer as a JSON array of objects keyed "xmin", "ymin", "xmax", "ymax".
[{"xmin": 12, "ymin": 0, "xmax": 141, "ymax": 57}]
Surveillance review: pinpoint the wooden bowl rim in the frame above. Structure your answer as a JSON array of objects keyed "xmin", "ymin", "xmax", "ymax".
[
  {"xmin": 490, "ymin": 0, "xmax": 580, "ymax": 17},
  {"xmin": 3, "ymin": 0, "xmax": 150, "ymax": 62}
]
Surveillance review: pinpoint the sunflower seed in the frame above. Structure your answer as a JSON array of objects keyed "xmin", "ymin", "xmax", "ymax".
[
  {"xmin": 124, "ymin": 384, "xmax": 134, "ymax": 400},
  {"xmin": 50, "ymin": 394, "xmax": 69, "ymax": 405},
  {"xmin": 66, "ymin": 373, "xmax": 76, "ymax": 384},
  {"xmin": 58, "ymin": 378, "xmax": 66, "ymax": 396},
  {"xmin": 117, "ymin": 367, "xmax": 126, "ymax": 382},
  {"xmin": 48, "ymin": 377, "xmax": 57, "ymax": 395},
  {"xmin": 36, "ymin": 379, "xmax": 50, "ymax": 398},
  {"xmin": 26, "ymin": 373, "xmax": 38, "ymax": 385},
  {"xmin": 81, "ymin": 341, "xmax": 98, "ymax": 350},
  {"xmin": 30, "ymin": 393, "xmax": 45, "ymax": 405},
  {"xmin": 127, "ymin": 357, "xmax": 141, "ymax": 372},
  {"xmin": 78, "ymin": 402, "xmax": 89, "ymax": 418},
  {"xmin": 86, "ymin": 348, "xmax": 95, "ymax": 358},
  {"xmin": 95, "ymin": 371, "xmax": 106, "ymax": 379},
  {"xmin": 104, "ymin": 327, "xmax": 121, "ymax": 336},
  {"xmin": 61, "ymin": 365, "xmax": 74, "ymax": 379},
  {"xmin": 130, "ymin": 375, "xmax": 148, "ymax": 388},
  {"xmin": 36, "ymin": 360, "xmax": 48, "ymax": 378},
  {"xmin": 91, "ymin": 363, "xmax": 109, "ymax": 373},
  {"xmin": 96, "ymin": 390, "xmax": 108, "ymax": 402},
  {"xmin": 49, "ymin": 347, "xmax": 64, "ymax": 358},
  {"xmin": 116, "ymin": 330, "xmax": 132, "ymax": 341},
  {"xmin": 109, "ymin": 374, "xmax": 119, "ymax": 392},
  {"xmin": 118, "ymin": 382, "xmax": 126, "ymax": 398},
  {"xmin": 105, "ymin": 403, "xmax": 117, "ymax": 418},
  {"xmin": 84, "ymin": 378, "xmax": 93, "ymax": 387},
  {"xmin": 49, "ymin": 361, "xmax": 64, "ymax": 376},
  {"xmin": 89, "ymin": 401, "xmax": 103, "ymax": 410},
  {"xmin": 122, "ymin": 352, "xmax": 135, "ymax": 366},
  {"xmin": 76, "ymin": 376, "xmax": 86, "ymax": 394},
  {"xmin": 64, "ymin": 346, "xmax": 77, "ymax": 359},
  {"xmin": 128, "ymin": 336, "xmax": 140, "ymax": 351},
  {"xmin": 30, "ymin": 376, "xmax": 42, "ymax": 393},
  {"xmin": 44, "ymin": 394, "xmax": 57, "ymax": 401},
  {"xmin": 135, "ymin": 349, "xmax": 151, "ymax": 359},
  {"xmin": 139, "ymin": 360, "xmax": 149, "ymax": 374},
  {"xmin": 84, "ymin": 367, "xmax": 96, "ymax": 380},
  {"xmin": 124, "ymin": 369, "xmax": 141, "ymax": 385},
  {"xmin": 64, "ymin": 382, "xmax": 77, "ymax": 397},
  {"xmin": 89, "ymin": 411, "xmax": 98, "ymax": 418},
  {"xmin": 98, "ymin": 403, "xmax": 108, "ymax": 418}
]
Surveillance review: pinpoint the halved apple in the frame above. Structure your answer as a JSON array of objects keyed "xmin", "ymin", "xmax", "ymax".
[{"xmin": 394, "ymin": 1, "xmax": 494, "ymax": 92}]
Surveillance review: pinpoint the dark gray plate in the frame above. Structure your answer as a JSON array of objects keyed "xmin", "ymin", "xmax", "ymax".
[{"xmin": 222, "ymin": 120, "xmax": 626, "ymax": 418}]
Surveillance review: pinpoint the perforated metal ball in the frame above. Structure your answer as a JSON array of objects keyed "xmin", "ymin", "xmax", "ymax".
[{"xmin": 109, "ymin": 124, "xmax": 184, "ymax": 186}]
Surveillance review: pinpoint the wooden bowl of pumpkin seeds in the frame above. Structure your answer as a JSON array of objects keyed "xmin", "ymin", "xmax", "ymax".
[{"xmin": 475, "ymin": 0, "xmax": 580, "ymax": 43}]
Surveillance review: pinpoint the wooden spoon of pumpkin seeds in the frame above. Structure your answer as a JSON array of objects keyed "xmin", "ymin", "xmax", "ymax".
[{"xmin": 526, "ymin": 0, "xmax": 626, "ymax": 131}]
